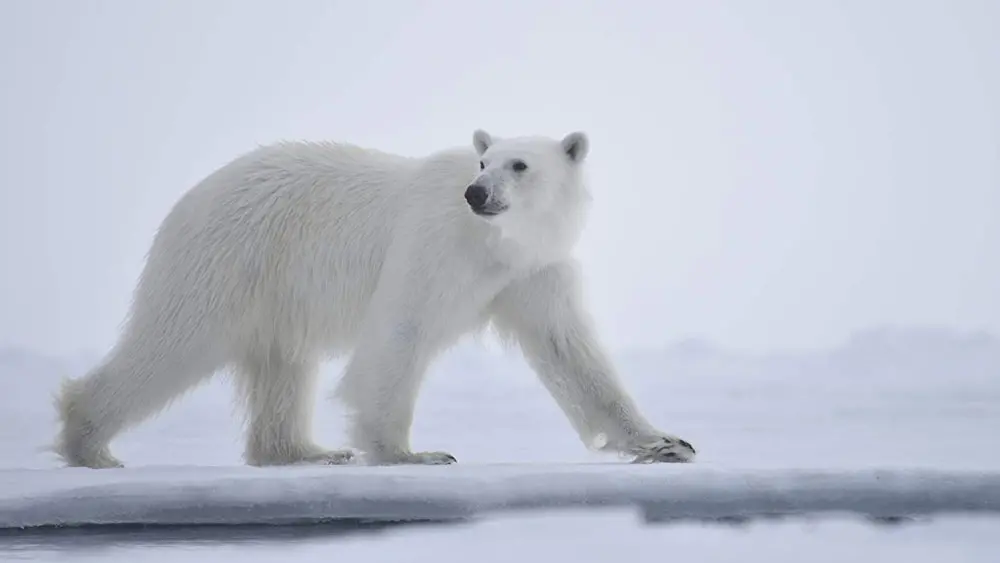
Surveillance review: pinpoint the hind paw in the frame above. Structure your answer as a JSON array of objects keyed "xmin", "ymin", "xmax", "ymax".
[{"xmin": 59, "ymin": 446, "xmax": 124, "ymax": 469}]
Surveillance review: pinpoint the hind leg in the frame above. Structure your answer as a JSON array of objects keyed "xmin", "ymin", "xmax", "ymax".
[
  {"xmin": 236, "ymin": 349, "xmax": 353, "ymax": 466},
  {"xmin": 55, "ymin": 340, "xmax": 220, "ymax": 469}
]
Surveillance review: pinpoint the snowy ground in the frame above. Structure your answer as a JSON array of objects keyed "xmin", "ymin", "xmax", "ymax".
[
  {"xmin": 1, "ymin": 326, "xmax": 999, "ymax": 561},
  {"xmin": 4, "ymin": 464, "xmax": 999, "ymax": 529}
]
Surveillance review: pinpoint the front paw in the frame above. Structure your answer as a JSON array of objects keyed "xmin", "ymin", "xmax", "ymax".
[
  {"xmin": 365, "ymin": 450, "xmax": 458, "ymax": 466},
  {"xmin": 297, "ymin": 448, "xmax": 357, "ymax": 466},
  {"xmin": 628, "ymin": 434, "xmax": 696, "ymax": 464}
]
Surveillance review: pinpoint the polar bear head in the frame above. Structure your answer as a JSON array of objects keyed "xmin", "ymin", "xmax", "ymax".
[{"xmin": 464, "ymin": 129, "xmax": 592, "ymax": 260}]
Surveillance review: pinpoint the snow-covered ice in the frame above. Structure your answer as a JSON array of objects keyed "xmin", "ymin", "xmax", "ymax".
[{"xmin": 2, "ymin": 465, "xmax": 1000, "ymax": 529}]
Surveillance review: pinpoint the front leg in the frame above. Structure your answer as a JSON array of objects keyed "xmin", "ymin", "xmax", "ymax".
[
  {"xmin": 490, "ymin": 261, "xmax": 696, "ymax": 463},
  {"xmin": 332, "ymin": 226, "xmax": 511, "ymax": 465},
  {"xmin": 333, "ymin": 316, "xmax": 457, "ymax": 465}
]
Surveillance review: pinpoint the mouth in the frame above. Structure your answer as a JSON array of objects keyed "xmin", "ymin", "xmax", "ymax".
[{"xmin": 471, "ymin": 206, "xmax": 507, "ymax": 217}]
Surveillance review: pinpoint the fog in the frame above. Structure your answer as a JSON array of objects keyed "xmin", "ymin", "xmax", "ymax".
[{"xmin": 1, "ymin": 0, "xmax": 997, "ymax": 357}]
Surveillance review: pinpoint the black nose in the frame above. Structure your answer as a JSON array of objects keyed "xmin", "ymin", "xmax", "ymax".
[{"xmin": 465, "ymin": 184, "xmax": 488, "ymax": 209}]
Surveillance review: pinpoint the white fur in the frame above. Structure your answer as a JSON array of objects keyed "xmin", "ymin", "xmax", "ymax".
[{"xmin": 54, "ymin": 130, "xmax": 696, "ymax": 468}]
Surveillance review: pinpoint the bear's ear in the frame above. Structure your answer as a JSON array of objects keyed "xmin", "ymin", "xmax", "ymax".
[
  {"xmin": 561, "ymin": 132, "xmax": 589, "ymax": 163},
  {"xmin": 473, "ymin": 129, "xmax": 493, "ymax": 155}
]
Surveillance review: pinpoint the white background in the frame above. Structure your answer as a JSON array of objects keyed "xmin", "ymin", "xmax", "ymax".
[{"xmin": 2, "ymin": 0, "xmax": 997, "ymax": 357}]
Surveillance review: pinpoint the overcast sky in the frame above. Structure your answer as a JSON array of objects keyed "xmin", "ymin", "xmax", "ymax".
[{"xmin": 1, "ymin": 0, "xmax": 997, "ymax": 357}]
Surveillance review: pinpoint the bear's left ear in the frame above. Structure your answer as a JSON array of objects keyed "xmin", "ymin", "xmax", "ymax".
[
  {"xmin": 561, "ymin": 132, "xmax": 589, "ymax": 163},
  {"xmin": 473, "ymin": 129, "xmax": 493, "ymax": 155}
]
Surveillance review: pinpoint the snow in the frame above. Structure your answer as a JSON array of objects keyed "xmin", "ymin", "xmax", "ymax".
[
  {"xmin": 2, "ymin": 465, "xmax": 1000, "ymax": 529},
  {"xmin": 1, "ymin": 327, "xmax": 999, "ymax": 561}
]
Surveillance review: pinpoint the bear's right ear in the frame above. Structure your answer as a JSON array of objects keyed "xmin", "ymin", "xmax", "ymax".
[{"xmin": 473, "ymin": 129, "xmax": 493, "ymax": 155}]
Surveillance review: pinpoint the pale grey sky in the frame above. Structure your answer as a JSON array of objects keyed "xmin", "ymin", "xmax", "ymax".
[{"xmin": 1, "ymin": 0, "xmax": 997, "ymax": 357}]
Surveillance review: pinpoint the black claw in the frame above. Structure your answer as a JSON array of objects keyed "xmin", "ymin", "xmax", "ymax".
[{"xmin": 678, "ymin": 439, "xmax": 696, "ymax": 454}]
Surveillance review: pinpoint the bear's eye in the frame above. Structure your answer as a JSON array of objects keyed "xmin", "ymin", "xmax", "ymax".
[
  {"xmin": 511, "ymin": 160, "xmax": 528, "ymax": 172},
  {"xmin": 479, "ymin": 161, "xmax": 485, "ymax": 171}
]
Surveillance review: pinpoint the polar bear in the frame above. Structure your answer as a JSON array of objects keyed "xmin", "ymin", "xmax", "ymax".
[{"xmin": 54, "ymin": 129, "xmax": 697, "ymax": 469}]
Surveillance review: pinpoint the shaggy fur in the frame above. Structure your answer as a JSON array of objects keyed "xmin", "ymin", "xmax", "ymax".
[{"xmin": 54, "ymin": 129, "xmax": 697, "ymax": 468}]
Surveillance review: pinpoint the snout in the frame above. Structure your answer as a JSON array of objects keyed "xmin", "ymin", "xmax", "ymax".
[
  {"xmin": 464, "ymin": 184, "xmax": 506, "ymax": 216},
  {"xmin": 465, "ymin": 184, "xmax": 489, "ymax": 210}
]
